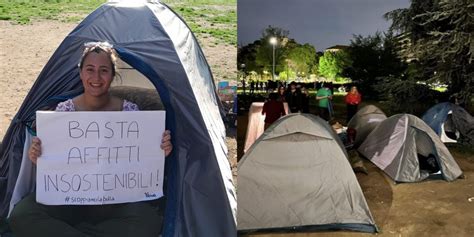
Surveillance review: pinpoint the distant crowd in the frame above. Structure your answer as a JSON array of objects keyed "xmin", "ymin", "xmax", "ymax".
[{"xmin": 261, "ymin": 81, "xmax": 362, "ymax": 129}]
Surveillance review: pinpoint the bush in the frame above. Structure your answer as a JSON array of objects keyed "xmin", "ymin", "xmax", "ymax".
[{"xmin": 376, "ymin": 77, "xmax": 440, "ymax": 116}]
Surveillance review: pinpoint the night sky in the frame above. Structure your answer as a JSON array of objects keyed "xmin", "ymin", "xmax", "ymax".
[{"xmin": 238, "ymin": 0, "xmax": 410, "ymax": 51}]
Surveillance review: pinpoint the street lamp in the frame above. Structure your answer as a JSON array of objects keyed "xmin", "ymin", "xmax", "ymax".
[
  {"xmin": 240, "ymin": 63, "xmax": 246, "ymax": 94},
  {"xmin": 269, "ymin": 37, "xmax": 277, "ymax": 81}
]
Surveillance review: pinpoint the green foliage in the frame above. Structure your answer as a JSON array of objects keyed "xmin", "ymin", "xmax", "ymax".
[
  {"xmin": 286, "ymin": 43, "xmax": 317, "ymax": 76},
  {"xmin": 240, "ymin": 25, "xmax": 319, "ymax": 82},
  {"xmin": 163, "ymin": 0, "xmax": 235, "ymax": 4},
  {"xmin": 253, "ymin": 25, "xmax": 291, "ymax": 74},
  {"xmin": 344, "ymin": 32, "xmax": 407, "ymax": 99},
  {"xmin": 385, "ymin": 0, "xmax": 473, "ymax": 106},
  {"xmin": 375, "ymin": 76, "xmax": 440, "ymax": 116},
  {"xmin": 278, "ymin": 69, "xmax": 296, "ymax": 81},
  {"xmin": 318, "ymin": 50, "xmax": 351, "ymax": 81},
  {"xmin": 238, "ymin": 40, "xmax": 262, "ymax": 73}
]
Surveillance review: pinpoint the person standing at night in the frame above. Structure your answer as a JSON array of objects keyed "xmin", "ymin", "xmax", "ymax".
[
  {"xmin": 345, "ymin": 86, "xmax": 362, "ymax": 122},
  {"xmin": 316, "ymin": 83, "xmax": 333, "ymax": 121},
  {"xmin": 262, "ymin": 93, "xmax": 286, "ymax": 130}
]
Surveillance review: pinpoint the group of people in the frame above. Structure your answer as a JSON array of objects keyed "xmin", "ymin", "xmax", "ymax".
[{"xmin": 262, "ymin": 81, "xmax": 362, "ymax": 129}]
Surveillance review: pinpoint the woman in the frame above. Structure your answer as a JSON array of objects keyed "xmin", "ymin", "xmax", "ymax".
[
  {"xmin": 285, "ymin": 82, "xmax": 302, "ymax": 113},
  {"xmin": 262, "ymin": 92, "xmax": 286, "ymax": 130},
  {"xmin": 9, "ymin": 42, "xmax": 172, "ymax": 237},
  {"xmin": 277, "ymin": 85, "xmax": 286, "ymax": 102},
  {"xmin": 345, "ymin": 86, "xmax": 362, "ymax": 122}
]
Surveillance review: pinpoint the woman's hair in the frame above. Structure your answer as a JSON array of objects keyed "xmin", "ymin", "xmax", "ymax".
[
  {"xmin": 78, "ymin": 41, "xmax": 119, "ymax": 76},
  {"xmin": 268, "ymin": 92, "xmax": 279, "ymax": 100}
]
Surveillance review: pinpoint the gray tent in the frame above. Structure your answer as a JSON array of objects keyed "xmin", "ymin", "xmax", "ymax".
[
  {"xmin": 0, "ymin": 1, "xmax": 236, "ymax": 236},
  {"xmin": 358, "ymin": 114, "xmax": 463, "ymax": 182},
  {"xmin": 238, "ymin": 114, "xmax": 377, "ymax": 233},
  {"xmin": 347, "ymin": 105, "xmax": 387, "ymax": 148}
]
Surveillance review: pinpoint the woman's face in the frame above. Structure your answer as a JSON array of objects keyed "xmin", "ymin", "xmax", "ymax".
[
  {"xmin": 351, "ymin": 86, "xmax": 358, "ymax": 93},
  {"xmin": 80, "ymin": 51, "xmax": 114, "ymax": 98},
  {"xmin": 279, "ymin": 87, "xmax": 285, "ymax": 94}
]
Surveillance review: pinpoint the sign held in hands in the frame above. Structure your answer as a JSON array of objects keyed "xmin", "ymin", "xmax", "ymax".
[{"xmin": 36, "ymin": 111, "xmax": 165, "ymax": 205}]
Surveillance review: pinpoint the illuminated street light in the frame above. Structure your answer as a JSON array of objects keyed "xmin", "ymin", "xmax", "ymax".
[{"xmin": 269, "ymin": 37, "xmax": 277, "ymax": 81}]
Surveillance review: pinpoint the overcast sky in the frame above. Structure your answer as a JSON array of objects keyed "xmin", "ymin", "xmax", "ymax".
[{"xmin": 238, "ymin": 0, "xmax": 410, "ymax": 50}]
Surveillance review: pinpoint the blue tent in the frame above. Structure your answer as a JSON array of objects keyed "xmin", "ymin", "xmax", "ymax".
[
  {"xmin": 422, "ymin": 102, "xmax": 474, "ymax": 145},
  {"xmin": 422, "ymin": 102, "xmax": 453, "ymax": 137},
  {"xmin": 0, "ymin": 1, "xmax": 236, "ymax": 236}
]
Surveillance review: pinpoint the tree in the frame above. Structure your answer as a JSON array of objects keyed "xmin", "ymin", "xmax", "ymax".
[
  {"xmin": 286, "ymin": 43, "xmax": 317, "ymax": 76},
  {"xmin": 238, "ymin": 40, "xmax": 262, "ymax": 73},
  {"xmin": 385, "ymin": 0, "xmax": 474, "ymax": 106},
  {"xmin": 318, "ymin": 50, "xmax": 351, "ymax": 81},
  {"xmin": 254, "ymin": 25, "xmax": 291, "ymax": 75},
  {"xmin": 343, "ymin": 32, "xmax": 406, "ymax": 99},
  {"xmin": 238, "ymin": 25, "xmax": 320, "ymax": 82},
  {"xmin": 278, "ymin": 70, "xmax": 296, "ymax": 82}
]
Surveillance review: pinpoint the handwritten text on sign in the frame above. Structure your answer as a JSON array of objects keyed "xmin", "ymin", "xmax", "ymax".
[{"xmin": 36, "ymin": 111, "xmax": 165, "ymax": 205}]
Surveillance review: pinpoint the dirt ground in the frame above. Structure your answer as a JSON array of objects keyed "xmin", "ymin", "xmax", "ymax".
[{"xmin": 237, "ymin": 112, "xmax": 474, "ymax": 237}]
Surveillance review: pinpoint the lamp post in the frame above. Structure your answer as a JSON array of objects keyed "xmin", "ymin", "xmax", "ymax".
[
  {"xmin": 240, "ymin": 63, "xmax": 246, "ymax": 94},
  {"xmin": 269, "ymin": 37, "xmax": 277, "ymax": 82}
]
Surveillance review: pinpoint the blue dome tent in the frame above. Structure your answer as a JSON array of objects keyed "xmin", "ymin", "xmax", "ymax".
[
  {"xmin": 0, "ymin": 1, "xmax": 237, "ymax": 236},
  {"xmin": 422, "ymin": 102, "xmax": 474, "ymax": 145}
]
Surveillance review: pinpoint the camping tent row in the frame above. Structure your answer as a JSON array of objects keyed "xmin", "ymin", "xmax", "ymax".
[
  {"xmin": 348, "ymin": 105, "xmax": 463, "ymax": 182},
  {"xmin": 238, "ymin": 105, "xmax": 464, "ymax": 234},
  {"xmin": 238, "ymin": 113, "xmax": 378, "ymax": 233},
  {"xmin": 357, "ymin": 113, "xmax": 463, "ymax": 182},
  {"xmin": 349, "ymin": 103, "xmax": 474, "ymax": 148},
  {"xmin": 0, "ymin": 1, "xmax": 236, "ymax": 236}
]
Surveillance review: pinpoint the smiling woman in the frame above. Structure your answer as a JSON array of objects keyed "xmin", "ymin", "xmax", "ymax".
[
  {"xmin": 74, "ymin": 42, "xmax": 123, "ymax": 111},
  {"xmin": 8, "ymin": 42, "xmax": 173, "ymax": 237}
]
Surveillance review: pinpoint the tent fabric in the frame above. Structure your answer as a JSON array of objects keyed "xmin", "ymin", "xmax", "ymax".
[
  {"xmin": 358, "ymin": 114, "xmax": 463, "ymax": 182},
  {"xmin": 238, "ymin": 113, "xmax": 377, "ymax": 233},
  {"xmin": 0, "ymin": 1, "xmax": 236, "ymax": 236},
  {"xmin": 347, "ymin": 105, "xmax": 387, "ymax": 148},
  {"xmin": 243, "ymin": 102, "xmax": 289, "ymax": 153},
  {"xmin": 451, "ymin": 105, "xmax": 474, "ymax": 146},
  {"xmin": 422, "ymin": 102, "xmax": 474, "ymax": 145}
]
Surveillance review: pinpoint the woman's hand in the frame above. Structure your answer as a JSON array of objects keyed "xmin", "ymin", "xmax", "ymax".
[
  {"xmin": 161, "ymin": 130, "xmax": 173, "ymax": 157},
  {"xmin": 28, "ymin": 137, "xmax": 42, "ymax": 165}
]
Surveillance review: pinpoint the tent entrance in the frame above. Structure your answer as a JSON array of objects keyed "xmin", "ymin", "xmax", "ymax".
[
  {"xmin": 415, "ymin": 130, "xmax": 442, "ymax": 178},
  {"xmin": 109, "ymin": 56, "xmax": 165, "ymax": 111},
  {"xmin": 443, "ymin": 113, "xmax": 459, "ymax": 141},
  {"xmin": 112, "ymin": 59, "xmax": 155, "ymax": 89}
]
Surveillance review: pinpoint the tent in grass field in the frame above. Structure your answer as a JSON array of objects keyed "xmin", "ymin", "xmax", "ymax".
[
  {"xmin": 238, "ymin": 114, "xmax": 377, "ymax": 233},
  {"xmin": 347, "ymin": 105, "xmax": 387, "ymax": 148},
  {"xmin": 0, "ymin": 1, "xmax": 236, "ymax": 236},
  {"xmin": 358, "ymin": 114, "xmax": 463, "ymax": 182},
  {"xmin": 422, "ymin": 102, "xmax": 474, "ymax": 145}
]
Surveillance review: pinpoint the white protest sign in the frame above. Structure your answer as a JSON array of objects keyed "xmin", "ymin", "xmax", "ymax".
[{"xmin": 36, "ymin": 111, "xmax": 165, "ymax": 205}]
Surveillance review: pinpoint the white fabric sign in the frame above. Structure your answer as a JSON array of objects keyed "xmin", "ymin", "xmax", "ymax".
[{"xmin": 36, "ymin": 111, "xmax": 165, "ymax": 205}]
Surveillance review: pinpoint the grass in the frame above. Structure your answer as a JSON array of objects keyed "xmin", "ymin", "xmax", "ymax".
[
  {"xmin": 163, "ymin": 0, "xmax": 235, "ymax": 3},
  {"xmin": 0, "ymin": 0, "xmax": 237, "ymax": 45},
  {"xmin": 0, "ymin": 0, "xmax": 105, "ymax": 24},
  {"xmin": 171, "ymin": 3, "xmax": 236, "ymax": 45}
]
